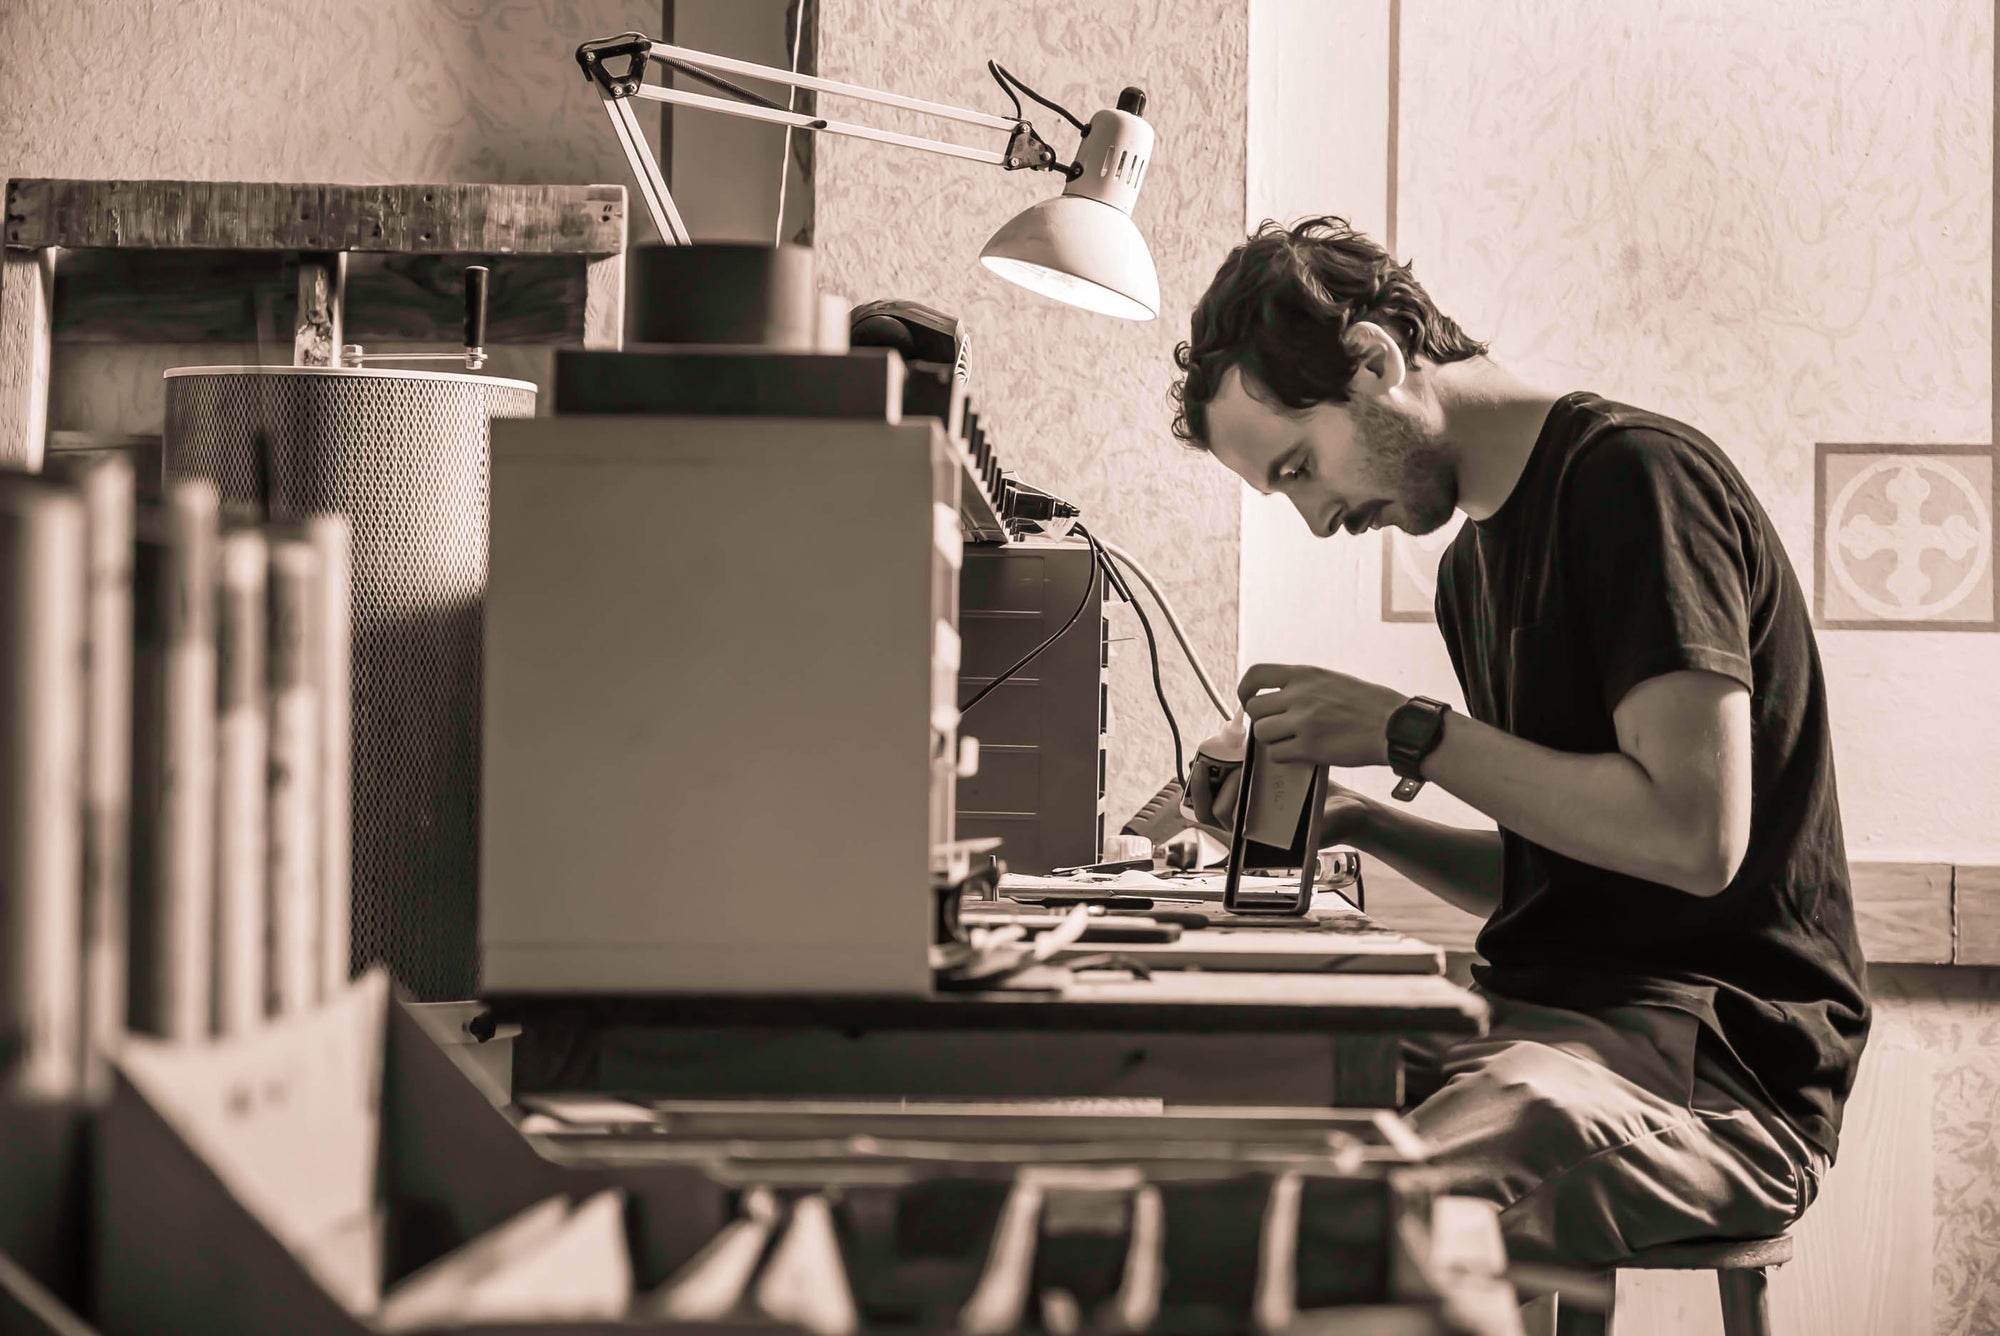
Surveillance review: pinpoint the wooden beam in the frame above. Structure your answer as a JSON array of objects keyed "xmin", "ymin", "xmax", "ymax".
[
  {"xmin": 0, "ymin": 247, "xmax": 56, "ymax": 471},
  {"xmin": 1359, "ymin": 856, "xmax": 1959, "ymax": 965},
  {"xmin": 46, "ymin": 251, "xmax": 594, "ymax": 347},
  {"xmin": 1331, "ymin": 1034, "xmax": 1404, "ymax": 1108},
  {"xmin": 1954, "ymin": 865, "xmax": 2000, "ymax": 965},
  {"xmin": 293, "ymin": 252, "xmax": 346, "ymax": 367},
  {"xmin": 1851, "ymin": 862, "xmax": 1953, "ymax": 964},
  {"xmin": 582, "ymin": 192, "xmax": 628, "ymax": 351},
  {"xmin": 5, "ymin": 180, "xmax": 627, "ymax": 256}
]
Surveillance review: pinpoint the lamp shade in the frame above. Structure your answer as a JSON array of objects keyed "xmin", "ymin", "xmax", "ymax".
[
  {"xmin": 980, "ymin": 95, "xmax": 1160, "ymax": 321},
  {"xmin": 981, "ymin": 196, "xmax": 1159, "ymax": 321}
]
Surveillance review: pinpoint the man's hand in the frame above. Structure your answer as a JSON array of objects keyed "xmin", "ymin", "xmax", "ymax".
[{"xmin": 1238, "ymin": 663, "xmax": 1408, "ymax": 769}]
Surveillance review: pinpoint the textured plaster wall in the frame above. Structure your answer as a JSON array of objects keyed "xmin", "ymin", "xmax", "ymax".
[
  {"xmin": 814, "ymin": 0, "xmax": 1248, "ymax": 831},
  {"xmin": 1389, "ymin": 12, "xmax": 2000, "ymax": 1325},
  {"xmin": 0, "ymin": 0, "xmax": 666, "ymax": 433},
  {"xmin": 0, "ymin": 0, "xmax": 663, "ymax": 230},
  {"xmin": 1395, "ymin": 0, "xmax": 1996, "ymax": 865},
  {"xmin": 1246, "ymin": 3, "xmax": 1999, "ymax": 1332}
]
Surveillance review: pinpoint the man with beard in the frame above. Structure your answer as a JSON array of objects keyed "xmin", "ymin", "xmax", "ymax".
[{"xmin": 1170, "ymin": 217, "xmax": 1868, "ymax": 1265}]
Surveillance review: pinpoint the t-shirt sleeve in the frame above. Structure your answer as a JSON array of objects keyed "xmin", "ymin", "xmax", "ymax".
[
  {"xmin": 1433, "ymin": 548, "xmax": 1470, "ymax": 696},
  {"xmin": 1558, "ymin": 429, "xmax": 1755, "ymax": 715}
]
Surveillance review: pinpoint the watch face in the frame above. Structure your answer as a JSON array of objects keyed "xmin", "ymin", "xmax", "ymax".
[{"xmin": 1388, "ymin": 705, "xmax": 1437, "ymax": 745}]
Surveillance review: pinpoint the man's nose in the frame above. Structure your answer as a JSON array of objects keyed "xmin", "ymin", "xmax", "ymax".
[{"xmin": 1288, "ymin": 491, "xmax": 1326, "ymax": 537}]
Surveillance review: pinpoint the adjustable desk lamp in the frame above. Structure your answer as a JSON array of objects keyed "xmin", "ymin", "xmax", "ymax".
[{"xmin": 577, "ymin": 33, "xmax": 1161, "ymax": 321}]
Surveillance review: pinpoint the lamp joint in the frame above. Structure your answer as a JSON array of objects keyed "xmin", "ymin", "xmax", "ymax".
[
  {"xmin": 1002, "ymin": 121, "xmax": 1065, "ymax": 173},
  {"xmin": 577, "ymin": 33, "xmax": 652, "ymax": 98}
]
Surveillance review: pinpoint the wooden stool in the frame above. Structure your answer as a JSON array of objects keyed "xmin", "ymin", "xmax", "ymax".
[
  {"xmin": 1522, "ymin": 1234, "xmax": 1794, "ymax": 1336},
  {"xmin": 1616, "ymin": 1234, "xmax": 1792, "ymax": 1336}
]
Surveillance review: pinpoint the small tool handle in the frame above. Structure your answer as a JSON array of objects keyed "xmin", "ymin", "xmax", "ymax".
[{"xmin": 463, "ymin": 265, "xmax": 490, "ymax": 351}]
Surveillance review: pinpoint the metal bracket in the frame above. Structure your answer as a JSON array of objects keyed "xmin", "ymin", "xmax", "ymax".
[
  {"xmin": 576, "ymin": 33, "xmax": 652, "ymax": 97},
  {"xmin": 1002, "ymin": 121, "xmax": 1065, "ymax": 173}
]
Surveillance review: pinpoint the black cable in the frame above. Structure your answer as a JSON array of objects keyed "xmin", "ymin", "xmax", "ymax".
[
  {"xmin": 958, "ymin": 527, "xmax": 1103, "ymax": 717},
  {"xmin": 988, "ymin": 60, "xmax": 1090, "ymax": 135},
  {"xmin": 1086, "ymin": 527, "xmax": 1184, "ymax": 789},
  {"xmin": 654, "ymin": 56, "xmax": 792, "ymax": 112},
  {"xmin": 986, "ymin": 60, "xmax": 1025, "ymax": 121}
]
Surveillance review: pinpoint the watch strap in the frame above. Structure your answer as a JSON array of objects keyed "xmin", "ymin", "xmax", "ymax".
[{"xmin": 1386, "ymin": 696, "xmax": 1451, "ymax": 802}]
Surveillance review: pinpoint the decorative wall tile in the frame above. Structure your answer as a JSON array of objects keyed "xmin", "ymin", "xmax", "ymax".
[
  {"xmin": 1816, "ymin": 445, "xmax": 1996, "ymax": 630},
  {"xmin": 1379, "ymin": 513, "xmax": 1464, "ymax": 623}
]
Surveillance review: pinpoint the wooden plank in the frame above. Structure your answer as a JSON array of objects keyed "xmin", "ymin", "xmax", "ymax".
[
  {"xmin": 50, "ymin": 250, "xmax": 280, "ymax": 344},
  {"xmin": 5, "ymin": 180, "xmax": 627, "ymax": 255},
  {"xmin": 487, "ymin": 971, "xmax": 1491, "ymax": 1037},
  {"xmin": 1331, "ymin": 1034, "xmax": 1404, "ymax": 1107},
  {"xmin": 582, "ymin": 238, "xmax": 626, "ymax": 351},
  {"xmin": 1954, "ymin": 864, "xmax": 2000, "ymax": 965},
  {"xmin": 347, "ymin": 254, "xmax": 587, "ymax": 345},
  {"xmin": 47, "ymin": 250, "xmax": 590, "ymax": 347},
  {"xmin": 1850, "ymin": 861, "xmax": 1953, "ymax": 964},
  {"xmin": 0, "ymin": 247, "xmax": 55, "ymax": 471},
  {"xmin": 1045, "ymin": 926, "xmax": 1443, "ymax": 975},
  {"xmin": 292, "ymin": 252, "xmax": 345, "ymax": 368},
  {"xmin": 1361, "ymin": 857, "xmax": 1955, "ymax": 965},
  {"xmin": 1357, "ymin": 858, "xmax": 1483, "ymax": 954}
]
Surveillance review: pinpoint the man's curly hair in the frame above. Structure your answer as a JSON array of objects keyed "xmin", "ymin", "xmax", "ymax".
[{"xmin": 1170, "ymin": 217, "xmax": 1488, "ymax": 448}]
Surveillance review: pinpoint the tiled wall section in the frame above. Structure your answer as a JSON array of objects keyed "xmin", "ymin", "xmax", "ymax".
[
  {"xmin": 813, "ymin": 0, "xmax": 1249, "ymax": 831},
  {"xmin": 1815, "ymin": 444, "xmax": 1997, "ymax": 630}
]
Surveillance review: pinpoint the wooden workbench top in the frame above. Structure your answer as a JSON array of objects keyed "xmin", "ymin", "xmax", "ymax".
[{"xmin": 484, "ymin": 969, "xmax": 1488, "ymax": 1037}]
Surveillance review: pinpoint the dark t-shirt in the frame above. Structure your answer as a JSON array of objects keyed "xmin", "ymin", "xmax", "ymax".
[{"xmin": 1435, "ymin": 391, "xmax": 1870, "ymax": 1158}]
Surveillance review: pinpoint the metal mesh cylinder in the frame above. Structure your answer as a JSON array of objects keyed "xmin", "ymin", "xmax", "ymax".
[{"xmin": 164, "ymin": 366, "xmax": 537, "ymax": 1001}]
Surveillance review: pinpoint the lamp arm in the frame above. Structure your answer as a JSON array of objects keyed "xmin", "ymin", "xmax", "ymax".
[
  {"xmin": 577, "ymin": 33, "xmax": 1067, "ymax": 248},
  {"xmin": 633, "ymin": 84, "xmax": 1063, "ymax": 172},
  {"xmin": 645, "ymin": 39, "xmax": 1022, "ymax": 134}
]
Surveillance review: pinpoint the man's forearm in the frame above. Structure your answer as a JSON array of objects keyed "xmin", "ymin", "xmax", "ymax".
[
  {"xmin": 1346, "ymin": 801, "xmax": 1504, "ymax": 920},
  {"xmin": 1418, "ymin": 710, "xmax": 1724, "ymax": 896}
]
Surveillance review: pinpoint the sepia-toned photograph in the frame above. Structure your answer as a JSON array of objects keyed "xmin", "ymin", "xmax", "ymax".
[{"xmin": 0, "ymin": 3, "xmax": 1993, "ymax": 1333}]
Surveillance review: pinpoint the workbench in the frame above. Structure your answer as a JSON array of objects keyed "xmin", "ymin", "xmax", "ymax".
[
  {"xmin": 486, "ymin": 894, "xmax": 1487, "ymax": 1111},
  {"xmin": 1, "ymin": 177, "xmax": 629, "ymax": 472}
]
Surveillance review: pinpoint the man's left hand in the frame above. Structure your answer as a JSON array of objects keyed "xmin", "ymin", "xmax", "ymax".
[{"xmin": 1238, "ymin": 663, "xmax": 1408, "ymax": 769}]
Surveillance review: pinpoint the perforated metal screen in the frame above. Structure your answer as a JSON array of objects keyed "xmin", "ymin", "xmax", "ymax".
[{"xmin": 165, "ymin": 368, "xmax": 536, "ymax": 1001}]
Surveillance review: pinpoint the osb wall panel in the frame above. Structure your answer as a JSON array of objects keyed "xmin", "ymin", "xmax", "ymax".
[
  {"xmin": 1394, "ymin": 0, "xmax": 1995, "ymax": 864},
  {"xmin": 814, "ymin": 0, "xmax": 1248, "ymax": 830}
]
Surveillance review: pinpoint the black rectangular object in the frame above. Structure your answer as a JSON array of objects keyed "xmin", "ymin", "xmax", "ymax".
[
  {"xmin": 955, "ymin": 538, "xmax": 1105, "ymax": 874},
  {"xmin": 553, "ymin": 346, "xmax": 907, "ymax": 418}
]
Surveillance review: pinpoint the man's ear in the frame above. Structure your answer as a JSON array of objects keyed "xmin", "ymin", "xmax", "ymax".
[{"xmin": 1345, "ymin": 321, "xmax": 1408, "ymax": 397}]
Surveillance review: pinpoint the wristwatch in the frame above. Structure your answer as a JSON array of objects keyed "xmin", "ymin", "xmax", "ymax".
[{"xmin": 1385, "ymin": 696, "xmax": 1452, "ymax": 801}]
